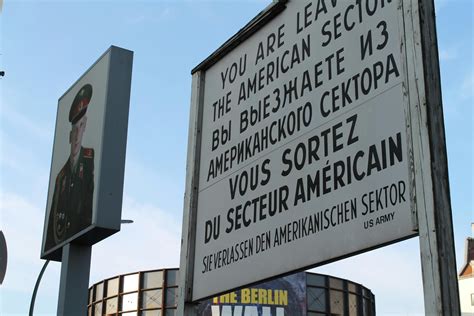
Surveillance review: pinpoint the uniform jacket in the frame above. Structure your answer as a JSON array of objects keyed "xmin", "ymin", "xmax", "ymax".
[{"xmin": 45, "ymin": 147, "xmax": 94, "ymax": 250}]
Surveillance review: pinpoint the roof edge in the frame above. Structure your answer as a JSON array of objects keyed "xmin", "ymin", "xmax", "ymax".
[
  {"xmin": 191, "ymin": 0, "xmax": 288, "ymax": 74},
  {"xmin": 459, "ymin": 261, "xmax": 474, "ymax": 278}
]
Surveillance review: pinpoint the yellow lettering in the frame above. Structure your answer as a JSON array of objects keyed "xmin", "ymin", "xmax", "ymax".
[
  {"xmin": 230, "ymin": 292, "xmax": 237, "ymax": 304},
  {"xmin": 224, "ymin": 293, "xmax": 233, "ymax": 303},
  {"xmin": 267, "ymin": 289, "xmax": 274, "ymax": 304},
  {"xmin": 279, "ymin": 290, "xmax": 288, "ymax": 305},
  {"xmin": 241, "ymin": 289, "xmax": 250, "ymax": 304},
  {"xmin": 258, "ymin": 289, "xmax": 267, "ymax": 304},
  {"xmin": 237, "ymin": 288, "xmax": 289, "ymax": 306},
  {"xmin": 251, "ymin": 288, "xmax": 258, "ymax": 304}
]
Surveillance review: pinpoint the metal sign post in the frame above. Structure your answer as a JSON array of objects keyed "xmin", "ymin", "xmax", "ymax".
[
  {"xmin": 178, "ymin": 70, "xmax": 205, "ymax": 316},
  {"xmin": 57, "ymin": 243, "xmax": 91, "ymax": 315},
  {"xmin": 415, "ymin": 0, "xmax": 460, "ymax": 313}
]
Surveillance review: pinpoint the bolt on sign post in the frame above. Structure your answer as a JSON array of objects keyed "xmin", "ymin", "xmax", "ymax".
[
  {"xmin": 41, "ymin": 46, "xmax": 133, "ymax": 315},
  {"xmin": 178, "ymin": 0, "xmax": 459, "ymax": 315}
]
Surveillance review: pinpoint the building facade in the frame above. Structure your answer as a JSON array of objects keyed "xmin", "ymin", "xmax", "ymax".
[
  {"xmin": 88, "ymin": 269, "xmax": 375, "ymax": 316},
  {"xmin": 459, "ymin": 224, "xmax": 474, "ymax": 316}
]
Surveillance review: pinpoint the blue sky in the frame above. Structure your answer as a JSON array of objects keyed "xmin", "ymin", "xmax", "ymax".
[{"xmin": 0, "ymin": 0, "xmax": 472, "ymax": 315}]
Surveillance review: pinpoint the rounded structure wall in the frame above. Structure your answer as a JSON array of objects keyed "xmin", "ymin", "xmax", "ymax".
[
  {"xmin": 88, "ymin": 269, "xmax": 179, "ymax": 316},
  {"xmin": 88, "ymin": 268, "xmax": 375, "ymax": 316}
]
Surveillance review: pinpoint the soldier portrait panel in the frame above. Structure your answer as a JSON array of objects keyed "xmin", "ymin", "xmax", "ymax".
[{"xmin": 45, "ymin": 84, "xmax": 95, "ymax": 250}]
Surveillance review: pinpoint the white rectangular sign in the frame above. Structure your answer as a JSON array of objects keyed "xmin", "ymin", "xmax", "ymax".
[{"xmin": 186, "ymin": 0, "xmax": 426, "ymax": 301}]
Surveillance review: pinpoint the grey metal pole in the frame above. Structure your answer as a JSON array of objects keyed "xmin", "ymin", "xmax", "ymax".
[
  {"xmin": 57, "ymin": 243, "xmax": 91, "ymax": 316},
  {"xmin": 416, "ymin": 0, "xmax": 460, "ymax": 314},
  {"xmin": 178, "ymin": 70, "xmax": 204, "ymax": 316},
  {"xmin": 29, "ymin": 259, "xmax": 50, "ymax": 316}
]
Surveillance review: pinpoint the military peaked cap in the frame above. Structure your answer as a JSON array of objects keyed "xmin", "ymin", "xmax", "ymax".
[{"xmin": 69, "ymin": 84, "xmax": 93, "ymax": 124}]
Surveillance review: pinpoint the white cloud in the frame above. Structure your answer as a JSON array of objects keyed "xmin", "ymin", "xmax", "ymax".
[
  {"xmin": 89, "ymin": 195, "xmax": 182, "ymax": 285},
  {"xmin": 439, "ymin": 47, "xmax": 458, "ymax": 61},
  {"xmin": 1, "ymin": 192, "xmax": 45, "ymax": 268},
  {"xmin": 0, "ymin": 131, "xmax": 22, "ymax": 172},
  {"xmin": 434, "ymin": 0, "xmax": 449, "ymax": 12},
  {"xmin": 127, "ymin": 14, "xmax": 147, "ymax": 25},
  {"xmin": 0, "ymin": 191, "xmax": 60, "ymax": 314},
  {"xmin": 0, "ymin": 103, "xmax": 53, "ymax": 144},
  {"xmin": 0, "ymin": 127, "xmax": 51, "ymax": 207},
  {"xmin": 0, "ymin": 129, "xmax": 50, "ymax": 180},
  {"xmin": 0, "ymin": 190, "xmax": 182, "ymax": 313},
  {"xmin": 0, "ymin": 100, "xmax": 53, "ymax": 187},
  {"xmin": 126, "ymin": 7, "xmax": 174, "ymax": 25},
  {"xmin": 461, "ymin": 70, "xmax": 473, "ymax": 99},
  {"xmin": 158, "ymin": 7, "xmax": 173, "ymax": 20}
]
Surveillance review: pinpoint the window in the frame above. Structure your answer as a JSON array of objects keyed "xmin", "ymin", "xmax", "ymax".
[
  {"xmin": 142, "ymin": 289, "xmax": 162, "ymax": 309},
  {"xmin": 307, "ymin": 274, "xmax": 326, "ymax": 287},
  {"xmin": 95, "ymin": 283, "xmax": 104, "ymax": 301},
  {"xmin": 105, "ymin": 296, "xmax": 118, "ymax": 314},
  {"xmin": 329, "ymin": 278, "xmax": 344, "ymax": 290},
  {"xmin": 165, "ymin": 288, "xmax": 178, "ymax": 307},
  {"xmin": 106, "ymin": 278, "xmax": 119, "ymax": 297},
  {"xmin": 123, "ymin": 274, "xmax": 139, "ymax": 293},
  {"xmin": 348, "ymin": 293, "xmax": 358, "ymax": 316},
  {"xmin": 165, "ymin": 309, "xmax": 176, "ymax": 316},
  {"xmin": 89, "ymin": 288, "xmax": 94, "ymax": 305},
  {"xmin": 121, "ymin": 292, "xmax": 138, "ymax": 311},
  {"xmin": 307, "ymin": 287, "xmax": 326, "ymax": 312},
  {"xmin": 143, "ymin": 271, "xmax": 163, "ymax": 289},
  {"xmin": 94, "ymin": 302, "xmax": 103, "ymax": 315},
  {"xmin": 330, "ymin": 290, "xmax": 344, "ymax": 315},
  {"xmin": 166, "ymin": 270, "xmax": 179, "ymax": 286},
  {"xmin": 348, "ymin": 282, "xmax": 357, "ymax": 293}
]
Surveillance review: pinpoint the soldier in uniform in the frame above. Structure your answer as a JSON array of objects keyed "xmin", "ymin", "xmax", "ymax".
[{"xmin": 46, "ymin": 84, "xmax": 95, "ymax": 250}]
